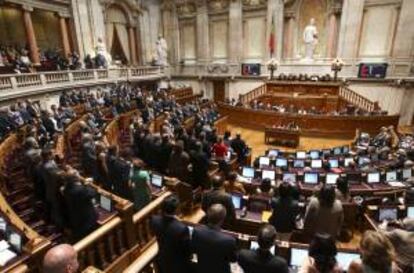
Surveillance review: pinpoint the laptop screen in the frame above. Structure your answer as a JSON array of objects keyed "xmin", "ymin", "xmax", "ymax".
[
  {"xmin": 276, "ymin": 158, "xmax": 288, "ymax": 167},
  {"xmin": 310, "ymin": 150, "xmax": 320, "ymax": 159},
  {"xmin": 326, "ymin": 173, "xmax": 339, "ymax": 185},
  {"xmin": 151, "ymin": 174, "xmax": 163, "ymax": 188},
  {"xmin": 342, "ymin": 146, "xmax": 349, "ymax": 154},
  {"xmin": 100, "ymin": 195, "xmax": 112, "ymax": 212},
  {"xmin": 8, "ymin": 231, "xmax": 22, "ymax": 253},
  {"xmin": 336, "ymin": 252, "xmax": 360, "ymax": 270},
  {"xmin": 358, "ymin": 157, "xmax": 369, "ymax": 166},
  {"xmin": 344, "ymin": 158, "xmax": 354, "ymax": 167},
  {"xmin": 304, "ymin": 173, "xmax": 318, "ymax": 184},
  {"xmin": 242, "ymin": 167, "xmax": 255, "ymax": 178},
  {"xmin": 379, "ymin": 207, "xmax": 398, "ymax": 221},
  {"xmin": 386, "ymin": 171, "xmax": 397, "ymax": 182},
  {"xmin": 290, "ymin": 247, "xmax": 308, "ymax": 267},
  {"xmin": 262, "ymin": 170, "xmax": 275, "ymax": 180},
  {"xmin": 322, "ymin": 149, "xmax": 331, "ymax": 156},
  {"xmin": 294, "ymin": 160, "xmax": 305, "ymax": 168},
  {"xmin": 311, "ymin": 160, "xmax": 322, "ymax": 169},
  {"xmin": 296, "ymin": 151, "xmax": 306, "ymax": 159},
  {"xmin": 283, "ymin": 173, "xmax": 297, "ymax": 183},
  {"xmin": 268, "ymin": 149, "xmax": 279, "ymax": 157},
  {"xmin": 259, "ymin": 157, "xmax": 270, "ymax": 166},
  {"xmin": 333, "ymin": 147, "xmax": 342, "ymax": 155},
  {"xmin": 250, "ymin": 241, "xmax": 275, "ymax": 255},
  {"xmin": 367, "ymin": 172, "xmax": 380, "ymax": 184},
  {"xmin": 407, "ymin": 206, "xmax": 414, "ymax": 218},
  {"xmin": 231, "ymin": 194, "xmax": 243, "ymax": 210},
  {"xmin": 329, "ymin": 159, "xmax": 339, "ymax": 168},
  {"xmin": 403, "ymin": 168, "xmax": 412, "ymax": 180}
]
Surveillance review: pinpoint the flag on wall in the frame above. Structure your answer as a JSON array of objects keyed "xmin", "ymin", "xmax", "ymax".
[{"xmin": 269, "ymin": 16, "xmax": 275, "ymax": 57}]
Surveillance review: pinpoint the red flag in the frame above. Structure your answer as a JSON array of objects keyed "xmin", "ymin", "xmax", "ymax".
[{"xmin": 269, "ymin": 16, "xmax": 275, "ymax": 56}]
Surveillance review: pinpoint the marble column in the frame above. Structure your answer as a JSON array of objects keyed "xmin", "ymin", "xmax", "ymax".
[
  {"xmin": 128, "ymin": 26, "xmax": 137, "ymax": 65},
  {"xmin": 337, "ymin": 0, "xmax": 364, "ymax": 61},
  {"xmin": 228, "ymin": 0, "xmax": 243, "ymax": 63},
  {"xmin": 283, "ymin": 13, "xmax": 295, "ymax": 59},
  {"xmin": 58, "ymin": 14, "xmax": 71, "ymax": 58},
  {"xmin": 161, "ymin": 0, "xmax": 180, "ymax": 65},
  {"xmin": 196, "ymin": 0, "xmax": 210, "ymax": 63},
  {"xmin": 326, "ymin": 11, "xmax": 339, "ymax": 58},
  {"xmin": 22, "ymin": 6, "xmax": 40, "ymax": 65},
  {"xmin": 267, "ymin": 0, "xmax": 284, "ymax": 60},
  {"xmin": 392, "ymin": 0, "xmax": 414, "ymax": 60}
]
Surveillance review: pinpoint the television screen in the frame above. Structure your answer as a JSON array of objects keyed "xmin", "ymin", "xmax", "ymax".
[
  {"xmin": 241, "ymin": 63, "xmax": 261, "ymax": 76},
  {"xmin": 358, "ymin": 63, "xmax": 388, "ymax": 79}
]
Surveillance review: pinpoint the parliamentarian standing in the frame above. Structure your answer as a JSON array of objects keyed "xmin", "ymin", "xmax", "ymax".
[
  {"xmin": 238, "ymin": 224, "xmax": 289, "ymax": 273},
  {"xmin": 192, "ymin": 204, "xmax": 237, "ymax": 273},
  {"xmin": 106, "ymin": 145, "xmax": 131, "ymax": 199},
  {"xmin": 150, "ymin": 195, "xmax": 192, "ymax": 273}
]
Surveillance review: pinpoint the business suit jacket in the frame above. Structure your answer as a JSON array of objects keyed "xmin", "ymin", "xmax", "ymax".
[
  {"xmin": 107, "ymin": 155, "xmax": 131, "ymax": 199},
  {"xmin": 191, "ymin": 225, "xmax": 237, "ymax": 273},
  {"xmin": 63, "ymin": 182, "xmax": 98, "ymax": 240},
  {"xmin": 150, "ymin": 215, "xmax": 191, "ymax": 273},
  {"xmin": 190, "ymin": 150, "xmax": 210, "ymax": 189},
  {"xmin": 201, "ymin": 189, "xmax": 236, "ymax": 227},
  {"xmin": 385, "ymin": 228, "xmax": 414, "ymax": 267},
  {"xmin": 238, "ymin": 249, "xmax": 289, "ymax": 273},
  {"xmin": 269, "ymin": 197, "xmax": 300, "ymax": 233}
]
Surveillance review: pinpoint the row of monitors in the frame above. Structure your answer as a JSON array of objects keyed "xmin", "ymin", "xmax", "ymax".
[
  {"xmin": 266, "ymin": 146, "xmax": 350, "ymax": 159},
  {"xmin": 242, "ymin": 167, "xmax": 413, "ymax": 184},
  {"xmin": 258, "ymin": 156, "xmax": 380, "ymax": 169},
  {"xmin": 0, "ymin": 218, "xmax": 23, "ymax": 253}
]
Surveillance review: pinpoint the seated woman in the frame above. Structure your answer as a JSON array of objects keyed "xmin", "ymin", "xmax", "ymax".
[
  {"xmin": 130, "ymin": 159, "xmax": 152, "ymax": 211},
  {"xmin": 299, "ymin": 233, "xmax": 342, "ymax": 273},
  {"xmin": 348, "ymin": 230, "xmax": 399, "ymax": 273},
  {"xmin": 335, "ymin": 177, "xmax": 352, "ymax": 203},
  {"xmin": 304, "ymin": 185, "xmax": 343, "ymax": 240},
  {"xmin": 224, "ymin": 172, "xmax": 246, "ymax": 194}
]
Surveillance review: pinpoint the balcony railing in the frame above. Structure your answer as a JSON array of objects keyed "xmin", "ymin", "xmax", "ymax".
[{"xmin": 0, "ymin": 67, "xmax": 164, "ymax": 95}]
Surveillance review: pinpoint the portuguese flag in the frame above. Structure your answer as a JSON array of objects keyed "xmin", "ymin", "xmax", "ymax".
[{"xmin": 269, "ymin": 16, "xmax": 275, "ymax": 57}]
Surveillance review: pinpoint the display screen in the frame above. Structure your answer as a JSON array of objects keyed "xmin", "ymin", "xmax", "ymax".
[
  {"xmin": 100, "ymin": 195, "xmax": 112, "ymax": 212},
  {"xmin": 294, "ymin": 160, "xmax": 305, "ymax": 168},
  {"xmin": 283, "ymin": 173, "xmax": 297, "ymax": 183},
  {"xmin": 367, "ymin": 172, "xmax": 380, "ymax": 184},
  {"xmin": 259, "ymin": 157, "xmax": 270, "ymax": 166},
  {"xmin": 151, "ymin": 174, "xmax": 163, "ymax": 187},
  {"xmin": 290, "ymin": 248, "xmax": 308, "ymax": 267},
  {"xmin": 276, "ymin": 158, "xmax": 288, "ymax": 167},
  {"xmin": 344, "ymin": 158, "xmax": 354, "ymax": 167},
  {"xmin": 336, "ymin": 252, "xmax": 361, "ymax": 270},
  {"xmin": 326, "ymin": 173, "xmax": 339, "ymax": 185},
  {"xmin": 379, "ymin": 208, "xmax": 398, "ymax": 221},
  {"xmin": 262, "ymin": 170, "xmax": 275, "ymax": 180},
  {"xmin": 329, "ymin": 159, "xmax": 339, "ymax": 168},
  {"xmin": 268, "ymin": 150, "xmax": 279, "ymax": 157},
  {"xmin": 310, "ymin": 150, "xmax": 320, "ymax": 159},
  {"xmin": 304, "ymin": 173, "xmax": 318, "ymax": 184},
  {"xmin": 311, "ymin": 160, "xmax": 322, "ymax": 169},
  {"xmin": 386, "ymin": 171, "xmax": 397, "ymax": 182},
  {"xmin": 296, "ymin": 151, "xmax": 306, "ymax": 159},
  {"xmin": 231, "ymin": 194, "xmax": 242, "ymax": 210},
  {"xmin": 250, "ymin": 241, "xmax": 275, "ymax": 255},
  {"xmin": 242, "ymin": 167, "xmax": 255, "ymax": 178}
]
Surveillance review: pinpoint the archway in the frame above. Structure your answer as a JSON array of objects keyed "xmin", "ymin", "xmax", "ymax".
[{"xmin": 106, "ymin": 5, "xmax": 131, "ymax": 64}]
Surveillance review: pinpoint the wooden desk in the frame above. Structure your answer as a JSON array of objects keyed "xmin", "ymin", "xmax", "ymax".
[{"xmin": 264, "ymin": 127, "xmax": 300, "ymax": 147}]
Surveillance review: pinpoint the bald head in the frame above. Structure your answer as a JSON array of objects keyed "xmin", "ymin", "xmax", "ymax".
[
  {"xmin": 207, "ymin": 204, "xmax": 227, "ymax": 228},
  {"xmin": 43, "ymin": 244, "xmax": 79, "ymax": 273}
]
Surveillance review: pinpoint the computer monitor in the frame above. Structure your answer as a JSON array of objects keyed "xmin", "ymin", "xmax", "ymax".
[
  {"xmin": 336, "ymin": 252, "xmax": 361, "ymax": 270},
  {"xmin": 344, "ymin": 157, "xmax": 354, "ymax": 167},
  {"xmin": 151, "ymin": 174, "xmax": 163, "ymax": 188},
  {"xmin": 322, "ymin": 149, "xmax": 331, "ymax": 156},
  {"xmin": 342, "ymin": 146, "xmax": 350, "ymax": 154},
  {"xmin": 242, "ymin": 167, "xmax": 255, "ymax": 178},
  {"xmin": 326, "ymin": 173, "xmax": 339, "ymax": 185},
  {"xmin": 333, "ymin": 147, "xmax": 342, "ymax": 155},
  {"xmin": 296, "ymin": 151, "xmax": 306, "ymax": 159},
  {"xmin": 328, "ymin": 159, "xmax": 339, "ymax": 168},
  {"xmin": 250, "ymin": 241, "xmax": 275, "ymax": 255},
  {"xmin": 231, "ymin": 194, "xmax": 243, "ymax": 210},
  {"xmin": 403, "ymin": 168, "xmax": 412, "ymax": 180},
  {"xmin": 268, "ymin": 149, "xmax": 279, "ymax": 157},
  {"xmin": 259, "ymin": 156, "xmax": 270, "ymax": 167},
  {"xmin": 311, "ymin": 159, "xmax": 322, "ymax": 169},
  {"xmin": 262, "ymin": 170, "xmax": 275, "ymax": 180},
  {"xmin": 8, "ymin": 231, "xmax": 22, "ymax": 253},
  {"xmin": 304, "ymin": 173, "xmax": 318, "ymax": 184},
  {"xmin": 283, "ymin": 173, "xmax": 297, "ymax": 183},
  {"xmin": 0, "ymin": 217, "xmax": 6, "ymax": 232},
  {"xmin": 100, "ymin": 195, "xmax": 112, "ymax": 212},
  {"xmin": 367, "ymin": 172, "xmax": 380, "ymax": 184},
  {"xmin": 293, "ymin": 160, "xmax": 305, "ymax": 168},
  {"xmin": 407, "ymin": 206, "xmax": 414, "ymax": 218},
  {"xmin": 276, "ymin": 158, "xmax": 288, "ymax": 168},
  {"xmin": 386, "ymin": 171, "xmax": 397, "ymax": 182},
  {"xmin": 378, "ymin": 207, "xmax": 398, "ymax": 221},
  {"xmin": 290, "ymin": 247, "xmax": 309, "ymax": 267},
  {"xmin": 310, "ymin": 150, "xmax": 320, "ymax": 159}
]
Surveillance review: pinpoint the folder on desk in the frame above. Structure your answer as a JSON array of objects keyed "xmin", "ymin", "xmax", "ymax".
[
  {"xmin": 261, "ymin": 211, "xmax": 272, "ymax": 223},
  {"xmin": 0, "ymin": 249, "xmax": 16, "ymax": 266}
]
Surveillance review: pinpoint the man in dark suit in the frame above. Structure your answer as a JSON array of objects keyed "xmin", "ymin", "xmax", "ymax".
[
  {"xmin": 63, "ymin": 173, "xmax": 98, "ymax": 241},
  {"xmin": 201, "ymin": 176, "xmax": 235, "ymax": 228},
  {"xmin": 190, "ymin": 141, "xmax": 210, "ymax": 189},
  {"xmin": 192, "ymin": 204, "xmax": 237, "ymax": 273},
  {"xmin": 231, "ymin": 133, "xmax": 248, "ymax": 163},
  {"xmin": 150, "ymin": 195, "xmax": 191, "ymax": 273},
  {"xmin": 238, "ymin": 225, "xmax": 289, "ymax": 273},
  {"xmin": 81, "ymin": 135, "xmax": 97, "ymax": 179},
  {"xmin": 106, "ymin": 145, "xmax": 131, "ymax": 199}
]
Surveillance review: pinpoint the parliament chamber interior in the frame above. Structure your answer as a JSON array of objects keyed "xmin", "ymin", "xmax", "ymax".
[{"xmin": 0, "ymin": 0, "xmax": 413, "ymax": 273}]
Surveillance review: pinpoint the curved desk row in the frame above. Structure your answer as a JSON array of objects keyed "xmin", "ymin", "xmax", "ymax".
[{"xmin": 218, "ymin": 103, "xmax": 399, "ymax": 138}]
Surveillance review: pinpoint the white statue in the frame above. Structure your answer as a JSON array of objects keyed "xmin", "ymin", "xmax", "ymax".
[
  {"xmin": 95, "ymin": 37, "xmax": 112, "ymax": 68},
  {"xmin": 303, "ymin": 18, "xmax": 318, "ymax": 60},
  {"xmin": 155, "ymin": 35, "xmax": 168, "ymax": 66}
]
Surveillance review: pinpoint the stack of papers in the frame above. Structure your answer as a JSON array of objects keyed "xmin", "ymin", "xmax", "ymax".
[{"xmin": 0, "ymin": 240, "xmax": 16, "ymax": 266}]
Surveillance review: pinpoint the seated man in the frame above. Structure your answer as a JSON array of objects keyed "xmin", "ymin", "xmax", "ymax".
[
  {"xmin": 43, "ymin": 244, "xmax": 79, "ymax": 273},
  {"xmin": 192, "ymin": 204, "xmax": 237, "ymax": 273},
  {"xmin": 238, "ymin": 225, "xmax": 289, "ymax": 273}
]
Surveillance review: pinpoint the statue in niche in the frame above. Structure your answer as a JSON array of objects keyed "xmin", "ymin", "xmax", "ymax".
[
  {"xmin": 303, "ymin": 18, "xmax": 318, "ymax": 60},
  {"xmin": 155, "ymin": 35, "xmax": 168, "ymax": 66},
  {"xmin": 95, "ymin": 37, "xmax": 111, "ymax": 68}
]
